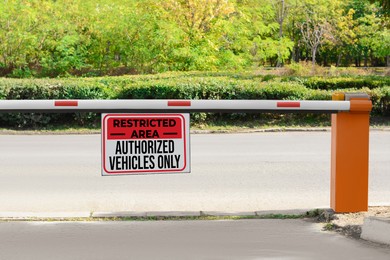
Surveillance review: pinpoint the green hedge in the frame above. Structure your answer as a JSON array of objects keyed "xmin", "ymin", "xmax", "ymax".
[
  {"xmin": 303, "ymin": 76, "xmax": 390, "ymax": 90},
  {"xmin": 0, "ymin": 79, "xmax": 109, "ymax": 127},
  {"xmin": 0, "ymin": 74, "xmax": 388, "ymax": 128}
]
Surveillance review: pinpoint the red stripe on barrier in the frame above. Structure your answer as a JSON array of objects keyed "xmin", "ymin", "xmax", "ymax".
[
  {"xmin": 54, "ymin": 100, "xmax": 79, "ymax": 107},
  {"xmin": 168, "ymin": 100, "xmax": 191, "ymax": 107},
  {"xmin": 277, "ymin": 101, "xmax": 300, "ymax": 108}
]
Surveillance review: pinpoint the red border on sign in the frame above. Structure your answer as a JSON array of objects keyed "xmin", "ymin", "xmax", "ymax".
[{"xmin": 102, "ymin": 114, "xmax": 188, "ymax": 175}]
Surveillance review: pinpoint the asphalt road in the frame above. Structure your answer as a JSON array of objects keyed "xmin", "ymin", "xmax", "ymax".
[
  {"xmin": 1, "ymin": 219, "xmax": 390, "ymax": 260},
  {"xmin": 0, "ymin": 131, "xmax": 389, "ymax": 213}
]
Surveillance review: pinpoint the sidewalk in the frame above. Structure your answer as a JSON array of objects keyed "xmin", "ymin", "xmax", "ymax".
[
  {"xmin": 1, "ymin": 219, "xmax": 390, "ymax": 260},
  {"xmin": 1, "ymin": 207, "xmax": 390, "ymax": 247}
]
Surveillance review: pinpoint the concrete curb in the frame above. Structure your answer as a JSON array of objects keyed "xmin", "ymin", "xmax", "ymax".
[
  {"xmin": 0, "ymin": 128, "xmax": 330, "ymax": 135},
  {"xmin": 190, "ymin": 128, "xmax": 331, "ymax": 134},
  {"xmin": 92, "ymin": 212, "xmax": 147, "ymax": 218},
  {"xmin": 1, "ymin": 127, "xmax": 389, "ymax": 136},
  {"xmin": 0, "ymin": 212, "xmax": 91, "ymax": 219},
  {"xmin": 361, "ymin": 217, "xmax": 390, "ymax": 245},
  {"xmin": 201, "ymin": 211, "xmax": 256, "ymax": 216},
  {"xmin": 92, "ymin": 211, "xmax": 256, "ymax": 218},
  {"xmin": 0, "ymin": 210, "xmax": 310, "ymax": 220},
  {"xmin": 147, "ymin": 211, "xmax": 201, "ymax": 217},
  {"xmin": 255, "ymin": 209, "xmax": 310, "ymax": 216}
]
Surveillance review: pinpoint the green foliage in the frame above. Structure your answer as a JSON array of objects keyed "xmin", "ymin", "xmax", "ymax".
[
  {"xmin": 303, "ymin": 76, "xmax": 390, "ymax": 90},
  {"xmin": 0, "ymin": 73, "xmax": 388, "ymax": 127},
  {"xmin": 368, "ymin": 86, "xmax": 390, "ymax": 115},
  {"xmin": 0, "ymin": 0, "xmax": 388, "ymax": 78},
  {"xmin": 0, "ymin": 78, "xmax": 108, "ymax": 127}
]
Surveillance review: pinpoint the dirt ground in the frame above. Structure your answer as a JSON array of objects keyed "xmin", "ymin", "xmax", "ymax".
[{"xmin": 321, "ymin": 206, "xmax": 390, "ymax": 239}]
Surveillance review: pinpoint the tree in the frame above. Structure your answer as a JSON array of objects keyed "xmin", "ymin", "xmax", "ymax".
[
  {"xmin": 296, "ymin": 0, "xmax": 340, "ymax": 66},
  {"xmin": 0, "ymin": 0, "xmax": 42, "ymax": 76},
  {"xmin": 0, "ymin": 0, "xmax": 389, "ymax": 77},
  {"xmin": 234, "ymin": 0, "xmax": 293, "ymax": 66},
  {"xmin": 154, "ymin": 0, "xmax": 236, "ymax": 70},
  {"xmin": 370, "ymin": 0, "xmax": 390, "ymax": 14},
  {"xmin": 270, "ymin": 0, "xmax": 290, "ymax": 66},
  {"xmin": 299, "ymin": 17, "xmax": 333, "ymax": 65},
  {"xmin": 331, "ymin": 8, "xmax": 358, "ymax": 66},
  {"xmin": 372, "ymin": 29, "xmax": 390, "ymax": 66},
  {"xmin": 343, "ymin": 0, "xmax": 388, "ymax": 66}
]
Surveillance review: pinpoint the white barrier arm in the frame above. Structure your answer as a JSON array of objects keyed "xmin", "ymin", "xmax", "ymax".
[{"xmin": 0, "ymin": 99, "xmax": 350, "ymax": 113}]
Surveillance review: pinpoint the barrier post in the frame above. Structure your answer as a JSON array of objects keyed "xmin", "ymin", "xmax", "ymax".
[{"xmin": 331, "ymin": 93, "xmax": 372, "ymax": 212}]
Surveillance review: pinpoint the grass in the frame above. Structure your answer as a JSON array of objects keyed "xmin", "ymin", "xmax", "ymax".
[
  {"xmin": 370, "ymin": 116, "xmax": 390, "ymax": 128},
  {"xmin": 322, "ymin": 223, "xmax": 336, "ymax": 231},
  {"xmin": 1, "ymin": 114, "xmax": 388, "ymax": 134},
  {"xmin": 0, "ymin": 126, "xmax": 100, "ymax": 135},
  {"xmin": 191, "ymin": 114, "xmax": 332, "ymax": 131}
]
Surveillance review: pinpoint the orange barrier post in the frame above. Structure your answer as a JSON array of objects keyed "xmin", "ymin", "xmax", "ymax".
[{"xmin": 331, "ymin": 93, "xmax": 372, "ymax": 212}]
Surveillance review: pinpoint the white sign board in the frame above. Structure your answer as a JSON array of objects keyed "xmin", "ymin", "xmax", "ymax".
[{"xmin": 102, "ymin": 113, "xmax": 190, "ymax": 175}]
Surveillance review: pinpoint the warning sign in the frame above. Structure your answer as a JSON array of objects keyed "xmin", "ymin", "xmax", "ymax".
[{"xmin": 101, "ymin": 113, "xmax": 190, "ymax": 175}]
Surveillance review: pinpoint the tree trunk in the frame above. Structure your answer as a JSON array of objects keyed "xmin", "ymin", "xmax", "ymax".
[
  {"xmin": 276, "ymin": 0, "xmax": 285, "ymax": 68},
  {"xmin": 337, "ymin": 53, "xmax": 342, "ymax": 67},
  {"xmin": 311, "ymin": 47, "xmax": 317, "ymax": 75},
  {"xmin": 364, "ymin": 52, "xmax": 368, "ymax": 67},
  {"xmin": 345, "ymin": 54, "xmax": 350, "ymax": 67},
  {"xmin": 292, "ymin": 46, "xmax": 300, "ymax": 62},
  {"xmin": 312, "ymin": 47, "xmax": 317, "ymax": 65},
  {"xmin": 370, "ymin": 52, "xmax": 374, "ymax": 67},
  {"xmin": 323, "ymin": 53, "xmax": 328, "ymax": 67}
]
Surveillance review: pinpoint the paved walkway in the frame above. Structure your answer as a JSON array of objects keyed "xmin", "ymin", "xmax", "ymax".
[{"xmin": 1, "ymin": 219, "xmax": 390, "ymax": 260}]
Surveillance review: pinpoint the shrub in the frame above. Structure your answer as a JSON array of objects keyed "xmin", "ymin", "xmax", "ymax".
[
  {"xmin": 0, "ymin": 73, "xmax": 388, "ymax": 128},
  {"xmin": 0, "ymin": 79, "xmax": 109, "ymax": 128},
  {"xmin": 304, "ymin": 76, "xmax": 390, "ymax": 90}
]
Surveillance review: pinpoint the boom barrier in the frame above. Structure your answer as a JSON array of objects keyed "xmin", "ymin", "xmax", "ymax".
[
  {"xmin": 0, "ymin": 92, "xmax": 373, "ymax": 213},
  {"xmin": 0, "ymin": 99, "xmax": 350, "ymax": 113}
]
